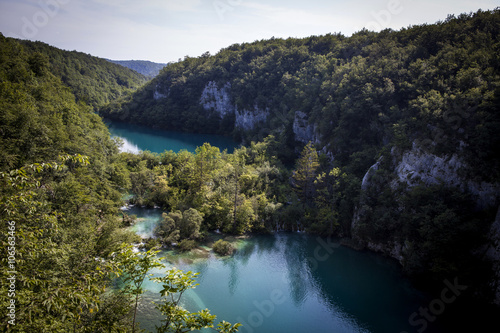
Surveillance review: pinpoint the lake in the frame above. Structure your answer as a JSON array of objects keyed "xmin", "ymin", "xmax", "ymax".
[
  {"xmin": 112, "ymin": 122, "xmax": 497, "ymax": 333},
  {"xmin": 124, "ymin": 206, "xmax": 441, "ymax": 333},
  {"xmin": 106, "ymin": 121, "xmax": 239, "ymax": 154}
]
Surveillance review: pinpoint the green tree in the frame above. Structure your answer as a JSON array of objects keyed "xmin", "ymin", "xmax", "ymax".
[
  {"xmin": 292, "ymin": 142, "xmax": 319, "ymax": 203},
  {"xmin": 0, "ymin": 156, "xmax": 116, "ymax": 332},
  {"xmin": 312, "ymin": 167, "xmax": 345, "ymax": 235},
  {"xmin": 213, "ymin": 239, "xmax": 235, "ymax": 256},
  {"xmin": 114, "ymin": 244, "xmax": 165, "ymax": 333},
  {"xmin": 178, "ymin": 208, "xmax": 203, "ymax": 240},
  {"xmin": 152, "ymin": 268, "xmax": 241, "ymax": 333}
]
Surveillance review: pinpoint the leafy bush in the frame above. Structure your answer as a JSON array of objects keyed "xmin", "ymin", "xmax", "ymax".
[
  {"xmin": 178, "ymin": 239, "xmax": 197, "ymax": 252},
  {"xmin": 213, "ymin": 239, "xmax": 234, "ymax": 256}
]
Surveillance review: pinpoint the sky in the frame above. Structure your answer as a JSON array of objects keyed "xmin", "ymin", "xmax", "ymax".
[{"xmin": 0, "ymin": 0, "xmax": 498, "ymax": 63}]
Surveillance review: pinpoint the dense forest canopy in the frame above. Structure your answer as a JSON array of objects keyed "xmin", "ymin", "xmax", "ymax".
[
  {"xmin": 101, "ymin": 8, "xmax": 500, "ymax": 302},
  {"xmin": 18, "ymin": 39, "xmax": 147, "ymax": 109},
  {"xmin": 1, "ymin": 8, "xmax": 500, "ymax": 332}
]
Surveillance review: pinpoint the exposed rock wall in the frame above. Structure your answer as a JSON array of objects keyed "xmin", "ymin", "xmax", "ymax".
[
  {"xmin": 199, "ymin": 81, "xmax": 269, "ymax": 130},
  {"xmin": 392, "ymin": 143, "xmax": 499, "ymax": 208},
  {"xmin": 235, "ymin": 106, "xmax": 269, "ymax": 131},
  {"xmin": 153, "ymin": 83, "xmax": 168, "ymax": 100},
  {"xmin": 293, "ymin": 111, "xmax": 318, "ymax": 144},
  {"xmin": 199, "ymin": 81, "xmax": 234, "ymax": 118}
]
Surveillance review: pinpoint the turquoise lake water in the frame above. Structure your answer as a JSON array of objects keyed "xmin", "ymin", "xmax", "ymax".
[
  {"xmin": 106, "ymin": 121, "xmax": 239, "ymax": 154},
  {"xmin": 111, "ymin": 122, "xmax": 498, "ymax": 333},
  {"xmin": 125, "ymin": 206, "xmax": 442, "ymax": 333}
]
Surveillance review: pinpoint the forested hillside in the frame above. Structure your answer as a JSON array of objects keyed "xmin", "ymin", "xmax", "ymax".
[
  {"xmin": 0, "ymin": 33, "xmax": 142, "ymax": 331},
  {"xmin": 1, "ymin": 9, "xmax": 500, "ymax": 331},
  {"xmin": 0, "ymin": 34, "xmax": 238, "ymax": 332},
  {"xmin": 107, "ymin": 59, "xmax": 168, "ymax": 78},
  {"xmin": 18, "ymin": 39, "xmax": 147, "ymax": 109},
  {"xmin": 101, "ymin": 9, "xmax": 500, "ymax": 304}
]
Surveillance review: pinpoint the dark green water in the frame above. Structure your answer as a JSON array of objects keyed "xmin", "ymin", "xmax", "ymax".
[
  {"xmin": 126, "ymin": 207, "xmax": 444, "ymax": 333},
  {"xmin": 106, "ymin": 121, "xmax": 239, "ymax": 154}
]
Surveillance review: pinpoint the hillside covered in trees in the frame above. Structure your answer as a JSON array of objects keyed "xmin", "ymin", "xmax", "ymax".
[
  {"xmin": 1, "ymin": 8, "xmax": 500, "ymax": 332},
  {"xmin": 101, "ymin": 9, "xmax": 500, "ymax": 304},
  {"xmin": 107, "ymin": 59, "xmax": 168, "ymax": 78},
  {"xmin": 0, "ymin": 34, "xmax": 241, "ymax": 332},
  {"xmin": 18, "ymin": 39, "xmax": 147, "ymax": 109}
]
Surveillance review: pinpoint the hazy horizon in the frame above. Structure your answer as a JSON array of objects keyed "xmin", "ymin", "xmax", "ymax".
[{"xmin": 1, "ymin": 0, "xmax": 498, "ymax": 63}]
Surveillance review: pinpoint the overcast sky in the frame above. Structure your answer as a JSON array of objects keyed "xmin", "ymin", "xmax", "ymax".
[{"xmin": 0, "ymin": 0, "xmax": 497, "ymax": 63}]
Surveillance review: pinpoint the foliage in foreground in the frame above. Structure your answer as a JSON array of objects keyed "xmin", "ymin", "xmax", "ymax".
[{"xmin": 114, "ymin": 245, "xmax": 241, "ymax": 333}]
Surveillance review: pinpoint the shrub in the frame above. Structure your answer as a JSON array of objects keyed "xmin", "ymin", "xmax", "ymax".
[
  {"xmin": 178, "ymin": 239, "xmax": 197, "ymax": 252},
  {"xmin": 213, "ymin": 239, "xmax": 234, "ymax": 256}
]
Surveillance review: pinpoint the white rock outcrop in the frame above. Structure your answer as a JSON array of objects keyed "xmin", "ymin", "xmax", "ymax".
[
  {"xmin": 153, "ymin": 84, "xmax": 168, "ymax": 100},
  {"xmin": 199, "ymin": 81, "xmax": 234, "ymax": 118},
  {"xmin": 293, "ymin": 111, "xmax": 317, "ymax": 144},
  {"xmin": 199, "ymin": 81, "xmax": 269, "ymax": 130},
  {"xmin": 235, "ymin": 106, "xmax": 269, "ymax": 131},
  {"xmin": 393, "ymin": 143, "xmax": 499, "ymax": 208}
]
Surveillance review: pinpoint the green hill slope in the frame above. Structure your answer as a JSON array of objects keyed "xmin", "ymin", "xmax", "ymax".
[
  {"xmin": 100, "ymin": 9, "xmax": 500, "ymax": 303},
  {"xmin": 18, "ymin": 39, "xmax": 147, "ymax": 109},
  {"xmin": 107, "ymin": 59, "xmax": 168, "ymax": 78},
  {"xmin": 0, "ymin": 34, "xmax": 139, "ymax": 331}
]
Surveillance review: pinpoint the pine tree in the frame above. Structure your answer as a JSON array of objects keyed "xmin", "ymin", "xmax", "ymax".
[{"xmin": 292, "ymin": 142, "xmax": 319, "ymax": 203}]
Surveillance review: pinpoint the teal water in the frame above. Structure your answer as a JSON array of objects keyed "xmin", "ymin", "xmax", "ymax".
[
  {"xmin": 114, "ymin": 124, "xmax": 497, "ymax": 333},
  {"xmin": 127, "ymin": 207, "xmax": 442, "ymax": 333},
  {"xmin": 125, "ymin": 206, "xmax": 164, "ymax": 238},
  {"xmin": 106, "ymin": 121, "xmax": 239, "ymax": 154}
]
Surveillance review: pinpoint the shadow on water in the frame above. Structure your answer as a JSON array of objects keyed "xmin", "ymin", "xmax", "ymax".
[{"xmin": 123, "ymin": 208, "xmax": 462, "ymax": 333}]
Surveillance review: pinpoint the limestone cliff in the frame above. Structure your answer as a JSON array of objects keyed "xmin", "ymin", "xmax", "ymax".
[
  {"xmin": 235, "ymin": 106, "xmax": 269, "ymax": 131},
  {"xmin": 352, "ymin": 142, "xmax": 500, "ymax": 302},
  {"xmin": 199, "ymin": 81, "xmax": 269, "ymax": 130},
  {"xmin": 392, "ymin": 143, "xmax": 499, "ymax": 209},
  {"xmin": 293, "ymin": 111, "xmax": 317, "ymax": 144},
  {"xmin": 199, "ymin": 81, "xmax": 234, "ymax": 118}
]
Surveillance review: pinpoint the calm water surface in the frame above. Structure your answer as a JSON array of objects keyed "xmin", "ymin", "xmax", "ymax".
[
  {"xmin": 113, "ymin": 122, "xmax": 492, "ymax": 333},
  {"xmin": 106, "ymin": 121, "xmax": 239, "ymax": 154},
  {"xmin": 125, "ymin": 207, "xmax": 441, "ymax": 333}
]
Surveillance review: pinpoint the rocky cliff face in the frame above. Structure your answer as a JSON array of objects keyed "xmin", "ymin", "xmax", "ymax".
[
  {"xmin": 199, "ymin": 81, "xmax": 269, "ymax": 130},
  {"xmin": 153, "ymin": 83, "xmax": 168, "ymax": 100},
  {"xmin": 235, "ymin": 106, "xmax": 269, "ymax": 131},
  {"xmin": 392, "ymin": 143, "xmax": 499, "ymax": 209},
  {"xmin": 352, "ymin": 141, "xmax": 500, "ymax": 303},
  {"xmin": 199, "ymin": 81, "xmax": 234, "ymax": 118},
  {"xmin": 293, "ymin": 111, "xmax": 317, "ymax": 144}
]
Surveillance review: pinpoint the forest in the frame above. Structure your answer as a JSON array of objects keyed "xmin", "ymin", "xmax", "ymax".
[
  {"xmin": 102, "ymin": 9, "xmax": 500, "ymax": 290},
  {"xmin": 0, "ymin": 34, "xmax": 240, "ymax": 332},
  {"xmin": 1, "ymin": 8, "xmax": 500, "ymax": 333}
]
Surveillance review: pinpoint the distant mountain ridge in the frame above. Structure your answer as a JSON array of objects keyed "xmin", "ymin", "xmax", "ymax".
[{"xmin": 107, "ymin": 59, "xmax": 168, "ymax": 78}]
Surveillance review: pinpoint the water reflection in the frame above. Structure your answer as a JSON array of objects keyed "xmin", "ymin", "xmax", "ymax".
[
  {"xmin": 127, "ymin": 207, "xmax": 435, "ymax": 333},
  {"xmin": 283, "ymin": 234, "xmax": 310, "ymax": 307},
  {"xmin": 107, "ymin": 120, "xmax": 238, "ymax": 154}
]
